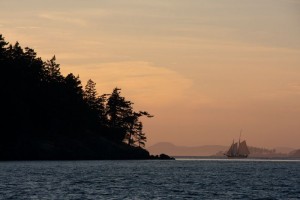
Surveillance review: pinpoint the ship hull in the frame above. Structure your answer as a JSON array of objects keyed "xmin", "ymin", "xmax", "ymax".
[{"xmin": 226, "ymin": 154, "xmax": 248, "ymax": 159}]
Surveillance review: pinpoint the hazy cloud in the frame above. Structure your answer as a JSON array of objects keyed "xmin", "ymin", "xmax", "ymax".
[
  {"xmin": 63, "ymin": 61, "xmax": 194, "ymax": 106},
  {"xmin": 1, "ymin": 0, "xmax": 300, "ymax": 148},
  {"xmin": 39, "ymin": 12, "xmax": 88, "ymax": 26}
]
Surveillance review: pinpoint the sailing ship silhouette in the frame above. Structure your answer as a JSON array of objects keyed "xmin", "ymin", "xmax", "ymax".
[{"xmin": 225, "ymin": 130, "xmax": 250, "ymax": 158}]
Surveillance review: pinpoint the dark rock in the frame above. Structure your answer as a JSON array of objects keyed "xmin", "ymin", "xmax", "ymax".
[
  {"xmin": 159, "ymin": 153, "xmax": 175, "ymax": 160},
  {"xmin": 149, "ymin": 153, "xmax": 175, "ymax": 160}
]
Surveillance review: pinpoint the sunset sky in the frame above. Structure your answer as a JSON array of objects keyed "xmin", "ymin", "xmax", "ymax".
[{"xmin": 1, "ymin": 0, "xmax": 300, "ymax": 149}]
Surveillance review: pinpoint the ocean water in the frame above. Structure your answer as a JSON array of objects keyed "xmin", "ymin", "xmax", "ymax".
[{"xmin": 0, "ymin": 159, "xmax": 299, "ymax": 199}]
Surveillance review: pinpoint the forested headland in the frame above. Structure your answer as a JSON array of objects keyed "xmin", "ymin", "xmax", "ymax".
[{"xmin": 0, "ymin": 34, "xmax": 173, "ymax": 160}]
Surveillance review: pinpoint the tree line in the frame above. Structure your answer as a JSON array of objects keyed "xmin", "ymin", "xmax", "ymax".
[{"xmin": 0, "ymin": 34, "xmax": 152, "ymax": 149}]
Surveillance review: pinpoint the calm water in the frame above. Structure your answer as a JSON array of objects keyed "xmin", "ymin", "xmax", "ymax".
[{"xmin": 0, "ymin": 159, "xmax": 299, "ymax": 199}]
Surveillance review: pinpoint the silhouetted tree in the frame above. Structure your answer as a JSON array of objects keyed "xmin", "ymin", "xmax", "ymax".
[
  {"xmin": 123, "ymin": 111, "xmax": 140, "ymax": 146},
  {"xmin": 84, "ymin": 79, "xmax": 98, "ymax": 108},
  {"xmin": 124, "ymin": 111, "xmax": 152, "ymax": 146},
  {"xmin": 44, "ymin": 55, "xmax": 63, "ymax": 82},
  {"xmin": 83, "ymin": 79, "xmax": 107, "ymax": 124},
  {"xmin": 106, "ymin": 88, "xmax": 132, "ymax": 127},
  {"xmin": 0, "ymin": 34, "xmax": 8, "ymax": 60},
  {"xmin": 61, "ymin": 73, "xmax": 87, "ymax": 133},
  {"xmin": 135, "ymin": 122, "xmax": 147, "ymax": 148},
  {"xmin": 98, "ymin": 93, "xmax": 109, "ymax": 125},
  {"xmin": 65, "ymin": 73, "xmax": 83, "ymax": 98},
  {"xmin": 0, "ymin": 34, "xmax": 154, "ymax": 160},
  {"xmin": 106, "ymin": 88, "xmax": 153, "ymax": 146},
  {"xmin": 106, "ymin": 88, "xmax": 133, "ymax": 143},
  {"xmin": 11, "ymin": 42, "xmax": 24, "ymax": 60}
]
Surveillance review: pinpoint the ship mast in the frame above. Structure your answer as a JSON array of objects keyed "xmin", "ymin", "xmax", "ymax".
[
  {"xmin": 239, "ymin": 129, "xmax": 242, "ymax": 145},
  {"xmin": 226, "ymin": 128, "xmax": 249, "ymax": 158},
  {"xmin": 238, "ymin": 129, "xmax": 242, "ymax": 154}
]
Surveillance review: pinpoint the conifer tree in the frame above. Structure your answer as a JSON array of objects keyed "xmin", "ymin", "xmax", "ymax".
[
  {"xmin": 106, "ymin": 88, "xmax": 153, "ymax": 145},
  {"xmin": 84, "ymin": 79, "xmax": 98, "ymax": 109},
  {"xmin": 106, "ymin": 88, "xmax": 134, "ymax": 143},
  {"xmin": 136, "ymin": 122, "xmax": 147, "ymax": 148},
  {"xmin": 0, "ymin": 34, "xmax": 8, "ymax": 59},
  {"xmin": 106, "ymin": 87, "xmax": 133, "ymax": 129},
  {"xmin": 83, "ymin": 79, "xmax": 107, "ymax": 125},
  {"xmin": 44, "ymin": 55, "xmax": 63, "ymax": 82}
]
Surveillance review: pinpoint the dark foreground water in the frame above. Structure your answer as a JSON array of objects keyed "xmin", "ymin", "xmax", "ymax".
[{"xmin": 0, "ymin": 159, "xmax": 299, "ymax": 199}]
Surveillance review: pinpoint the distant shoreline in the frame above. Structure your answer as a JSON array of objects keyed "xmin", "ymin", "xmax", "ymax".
[{"xmin": 173, "ymin": 156, "xmax": 300, "ymax": 161}]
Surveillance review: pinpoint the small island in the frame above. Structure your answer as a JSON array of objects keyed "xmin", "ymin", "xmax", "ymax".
[{"xmin": 0, "ymin": 34, "xmax": 174, "ymax": 160}]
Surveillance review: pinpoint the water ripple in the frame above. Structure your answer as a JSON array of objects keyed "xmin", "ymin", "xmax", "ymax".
[{"xmin": 0, "ymin": 160, "xmax": 299, "ymax": 199}]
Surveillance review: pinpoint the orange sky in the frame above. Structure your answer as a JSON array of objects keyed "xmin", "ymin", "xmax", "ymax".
[{"xmin": 1, "ymin": 0, "xmax": 300, "ymax": 148}]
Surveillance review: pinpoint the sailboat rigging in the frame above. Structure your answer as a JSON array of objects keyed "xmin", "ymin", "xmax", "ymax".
[{"xmin": 225, "ymin": 130, "xmax": 250, "ymax": 158}]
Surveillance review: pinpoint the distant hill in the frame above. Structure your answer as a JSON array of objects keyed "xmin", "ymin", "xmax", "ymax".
[
  {"xmin": 147, "ymin": 142, "xmax": 298, "ymax": 158},
  {"xmin": 274, "ymin": 147, "xmax": 295, "ymax": 154},
  {"xmin": 289, "ymin": 149, "xmax": 300, "ymax": 157},
  {"xmin": 147, "ymin": 142, "xmax": 228, "ymax": 157}
]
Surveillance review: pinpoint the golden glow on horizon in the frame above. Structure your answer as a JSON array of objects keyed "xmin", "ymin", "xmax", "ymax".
[{"xmin": 1, "ymin": 0, "xmax": 300, "ymax": 148}]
